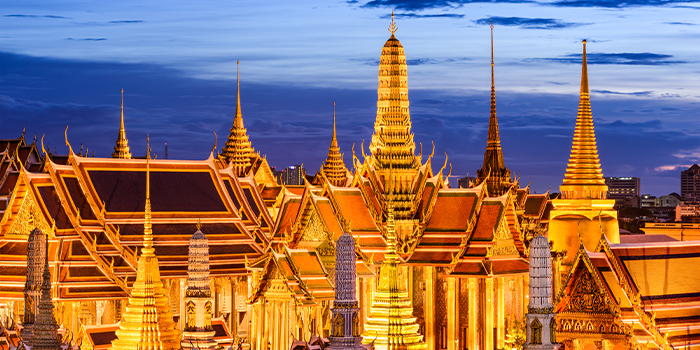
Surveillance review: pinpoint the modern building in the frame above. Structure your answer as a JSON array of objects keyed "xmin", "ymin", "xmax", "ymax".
[
  {"xmin": 605, "ymin": 176, "xmax": 640, "ymax": 208},
  {"xmin": 604, "ymin": 177, "xmax": 640, "ymax": 198},
  {"xmin": 681, "ymin": 164, "xmax": 700, "ymax": 202},
  {"xmin": 275, "ymin": 164, "xmax": 305, "ymax": 185}
]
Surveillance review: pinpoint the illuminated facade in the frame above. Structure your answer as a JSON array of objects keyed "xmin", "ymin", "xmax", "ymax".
[{"xmin": 2, "ymin": 15, "xmax": 699, "ymax": 350}]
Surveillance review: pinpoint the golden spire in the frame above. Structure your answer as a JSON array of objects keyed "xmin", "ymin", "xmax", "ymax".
[
  {"xmin": 477, "ymin": 20, "xmax": 511, "ymax": 196},
  {"xmin": 369, "ymin": 11, "xmax": 418, "ymax": 193},
  {"xmin": 112, "ymin": 88, "xmax": 132, "ymax": 159},
  {"xmin": 143, "ymin": 135, "xmax": 153, "ymax": 254},
  {"xmin": 389, "ymin": 9, "xmax": 398, "ymax": 35},
  {"xmin": 219, "ymin": 60, "xmax": 255, "ymax": 176},
  {"xmin": 560, "ymin": 40, "xmax": 608, "ymax": 200},
  {"xmin": 322, "ymin": 102, "xmax": 348, "ymax": 186},
  {"xmin": 111, "ymin": 135, "xmax": 180, "ymax": 350},
  {"xmin": 361, "ymin": 169, "xmax": 426, "ymax": 349}
]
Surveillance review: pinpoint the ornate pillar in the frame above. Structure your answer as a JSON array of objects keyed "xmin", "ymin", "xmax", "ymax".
[
  {"xmin": 425, "ymin": 267, "xmax": 435, "ymax": 350},
  {"xmin": 484, "ymin": 278, "xmax": 494, "ymax": 350},
  {"xmin": 468, "ymin": 278, "xmax": 478, "ymax": 350},
  {"xmin": 447, "ymin": 278, "xmax": 458, "ymax": 350},
  {"xmin": 497, "ymin": 278, "xmax": 505, "ymax": 349}
]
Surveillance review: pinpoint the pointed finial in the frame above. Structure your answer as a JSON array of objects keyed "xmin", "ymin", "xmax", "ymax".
[
  {"xmin": 332, "ymin": 102, "xmax": 337, "ymax": 140},
  {"xmin": 235, "ymin": 60, "xmax": 242, "ymax": 123},
  {"xmin": 581, "ymin": 40, "xmax": 589, "ymax": 95},
  {"xmin": 143, "ymin": 134, "xmax": 153, "ymax": 255},
  {"xmin": 196, "ymin": 218, "xmax": 202, "ymax": 231},
  {"xmin": 388, "ymin": 10, "xmax": 398, "ymax": 35}
]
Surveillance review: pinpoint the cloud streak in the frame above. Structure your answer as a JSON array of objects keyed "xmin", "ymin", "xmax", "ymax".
[
  {"xmin": 355, "ymin": 0, "xmax": 700, "ymax": 10},
  {"xmin": 529, "ymin": 52, "xmax": 687, "ymax": 65},
  {"xmin": 475, "ymin": 16, "xmax": 585, "ymax": 29},
  {"xmin": 4, "ymin": 14, "xmax": 70, "ymax": 19},
  {"xmin": 380, "ymin": 12, "xmax": 464, "ymax": 18}
]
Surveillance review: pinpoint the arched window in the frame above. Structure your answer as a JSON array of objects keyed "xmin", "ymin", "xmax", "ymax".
[
  {"xmin": 352, "ymin": 312, "xmax": 360, "ymax": 337},
  {"xmin": 550, "ymin": 318, "xmax": 556, "ymax": 343},
  {"xmin": 332, "ymin": 313, "xmax": 344, "ymax": 337},
  {"xmin": 531, "ymin": 318, "xmax": 542, "ymax": 345}
]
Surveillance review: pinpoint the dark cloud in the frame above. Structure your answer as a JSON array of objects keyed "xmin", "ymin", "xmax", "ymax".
[
  {"xmin": 664, "ymin": 21, "xmax": 696, "ymax": 25},
  {"xmin": 379, "ymin": 12, "xmax": 464, "ymax": 18},
  {"xmin": 592, "ymin": 90, "xmax": 653, "ymax": 96},
  {"xmin": 549, "ymin": 0, "xmax": 700, "ymax": 8},
  {"xmin": 353, "ymin": 0, "xmax": 700, "ymax": 10},
  {"xmin": 108, "ymin": 20, "xmax": 144, "ymax": 24},
  {"xmin": 4, "ymin": 14, "xmax": 70, "ymax": 19},
  {"xmin": 359, "ymin": 0, "xmax": 532, "ymax": 10},
  {"xmin": 475, "ymin": 16, "xmax": 586, "ymax": 29},
  {"xmin": 547, "ymin": 81, "xmax": 569, "ymax": 85},
  {"xmin": 65, "ymin": 38, "xmax": 107, "ymax": 41},
  {"xmin": 350, "ymin": 57, "xmax": 470, "ymax": 66},
  {"xmin": 529, "ymin": 52, "xmax": 687, "ymax": 65}
]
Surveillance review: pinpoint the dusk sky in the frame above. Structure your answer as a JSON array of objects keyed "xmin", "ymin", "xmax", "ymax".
[{"xmin": 1, "ymin": 0, "xmax": 699, "ymax": 195}]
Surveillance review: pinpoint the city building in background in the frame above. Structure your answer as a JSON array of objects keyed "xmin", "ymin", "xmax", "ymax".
[
  {"xmin": 274, "ymin": 164, "xmax": 306, "ymax": 186},
  {"xmin": 681, "ymin": 164, "xmax": 700, "ymax": 202},
  {"xmin": 605, "ymin": 176, "xmax": 640, "ymax": 208}
]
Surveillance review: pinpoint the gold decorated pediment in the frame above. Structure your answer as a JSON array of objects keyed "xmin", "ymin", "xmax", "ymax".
[{"xmin": 6, "ymin": 189, "xmax": 53, "ymax": 239}]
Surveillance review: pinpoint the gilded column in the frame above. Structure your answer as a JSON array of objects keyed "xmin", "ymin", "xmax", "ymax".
[
  {"xmin": 446, "ymin": 278, "xmax": 457, "ymax": 350},
  {"xmin": 467, "ymin": 278, "xmax": 478, "ymax": 350},
  {"xmin": 484, "ymin": 278, "xmax": 495, "ymax": 350},
  {"xmin": 425, "ymin": 267, "xmax": 435, "ymax": 350},
  {"xmin": 497, "ymin": 278, "xmax": 505, "ymax": 349}
]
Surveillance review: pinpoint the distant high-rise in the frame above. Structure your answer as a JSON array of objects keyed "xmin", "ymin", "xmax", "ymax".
[
  {"xmin": 605, "ymin": 176, "xmax": 640, "ymax": 208},
  {"xmin": 275, "ymin": 164, "xmax": 305, "ymax": 186},
  {"xmin": 681, "ymin": 164, "xmax": 700, "ymax": 202}
]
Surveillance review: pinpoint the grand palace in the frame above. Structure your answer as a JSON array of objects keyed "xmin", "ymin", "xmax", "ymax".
[{"xmin": 1, "ymin": 15, "xmax": 699, "ymax": 350}]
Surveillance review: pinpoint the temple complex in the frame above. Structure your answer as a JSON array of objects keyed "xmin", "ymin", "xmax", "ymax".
[{"xmin": 1, "ymin": 15, "xmax": 699, "ymax": 350}]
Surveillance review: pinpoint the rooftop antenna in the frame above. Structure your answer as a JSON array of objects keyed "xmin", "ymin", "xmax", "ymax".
[{"xmin": 164, "ymin": 142, "xmax": 168, "ymax": 159}]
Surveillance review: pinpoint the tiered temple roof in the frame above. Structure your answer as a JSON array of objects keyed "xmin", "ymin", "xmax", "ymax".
[
  {"xmin": 0, "ymin": 138, "xmax": 271, "ymax": 300},
  {"xmin": 219, "ymin": 61, "xmax": 256, "ymax": 178}
]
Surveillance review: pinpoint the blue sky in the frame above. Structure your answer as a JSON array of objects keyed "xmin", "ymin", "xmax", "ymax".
[{"xmin": 1, "ymin": 0, "xmax": 699, "ymax": 195}]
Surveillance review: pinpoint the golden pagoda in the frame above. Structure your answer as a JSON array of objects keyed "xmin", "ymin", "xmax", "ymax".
[
  {"xmin": 219, "ymin": 61, "xmax": 255, "ymax": 177},
  {"xmin": 112, "ymin": 89, "xmax": 132, "ymax": 159},
  {"xmin": 548, "ymin": 40, "xmax": 619, "ymax": 274},
  {"xmin": 476, "ymin": 22, "xmax": 512, "ymax": 197},
  {"xmin": 111, "ymin": 137, "xmax": 181, "ymax": 350},
  {"xmin": 368, "ymin": 12, "xmax": 421, "ymax": 219},
  {"xmin": 362, "ymin": 196, "xmax": 426, "ymax": 350},
  {"xmin": 321, "ymin": 102, "xmax": 348, "ymax": 186}
]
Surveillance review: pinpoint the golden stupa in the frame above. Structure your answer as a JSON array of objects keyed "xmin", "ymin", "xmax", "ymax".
[
  {"xmin": 362, "ymin": 167, "xmax": 426, "ymax": 350},
  {"xmin": 548, "ymin": 40, "xmax": 619, "ymax": 273},
  {"xmin": 111, "ymin": 137, "xmax": 181, "ymax": 350}
]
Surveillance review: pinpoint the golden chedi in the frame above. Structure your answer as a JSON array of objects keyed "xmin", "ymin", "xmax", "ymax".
[
  {"xmin": 548, "ymin": 40, "xmax": 619, "ymax": 271},
  {"xmin": 111, "ymin": 139, "xmax": 180, "ymax": 350},
  {"xmin": 362, "ymin": 200, "xmax": 426, "ymax": 350}
]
